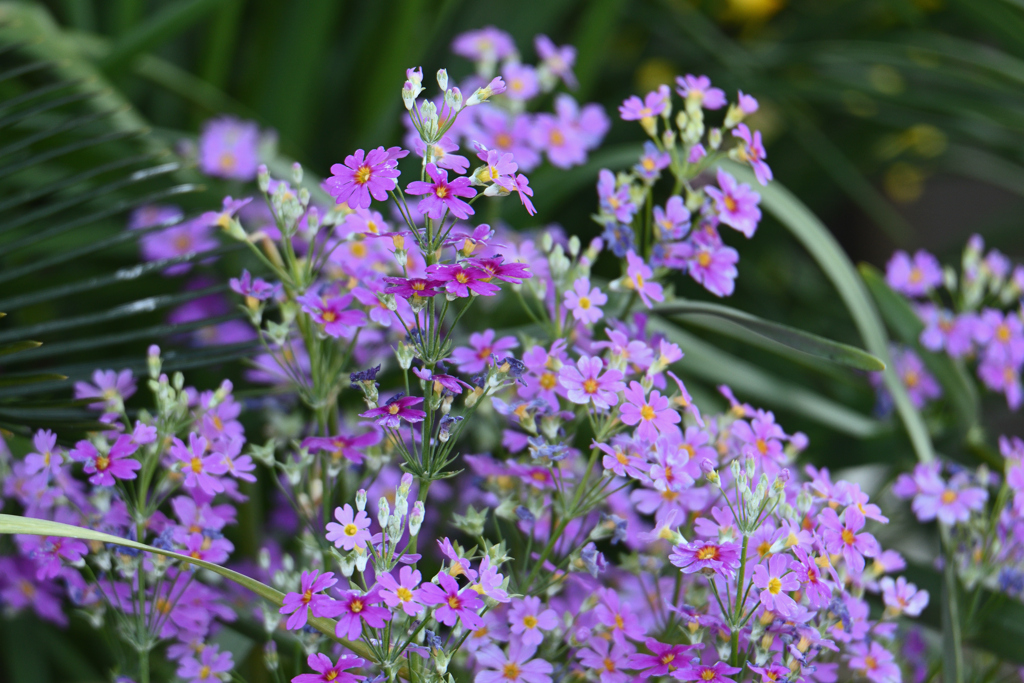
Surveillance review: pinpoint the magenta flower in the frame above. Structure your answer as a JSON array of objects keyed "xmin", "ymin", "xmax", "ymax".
[
  {"xmin": 428, "ymin": 263, "xmax": 500, "ymax": 298},
  {"xmin": 508, "ymin": 596, "xmax": 558, "ymax": 647},
  {"xmin": 360, "ymin": 394, "xmax": 426, "ymax": 429},
  {"xmin": 978, "ymin": 354, "xmax": 1022, "ymax": 410},
  {"xmin": 170, "ymin": 433, "xmax": 228, "ymax": 495},
  {"xmin": 531, "ymin": 110, "xmax": 587, "ymax": 169},
  {"xmin": 975, "ymin": 309, "xmax": 1024, "ymax": 362},
  {"xmin": 535, "ymin": 34, "xmax": 578, "ymax": 89},
  {"xmin": 849, "ymin": 641, "xmax": 901, "ymax": 683},
  {"xmin": 598, "ymin": 169, "xmax": 636, "ymax": 223},
  {"xmin": 918, "ymin": 305, "xmax": 975, "ymax": 357},
  {"xmin": 819, "ymin": 507, "xmax": 879, "ymax": 575},
  {"xmin": 325, "ymin": 146, "xmax": 408, "ymax": 209},
  {"xmin": 177, "ymin": 645, "xmax": 233, "ymax": 683},
  {"xmin": 669, "ymin": 540, "xmax": 741, "ymax": 577},
  {"xmin": 687, "ymin": 237, "xmax": 740, "ymax": 297},
  {"xmin": 511, "ymin": 173, "xmax": 536, "ymax": 216},
  {"xmin": 69, "ymin": 435, "xmax": 140, "ymax": 486},
  {"xmin": 619, "ymin": 85, "xmax": 669, "ymax": 121},
  {"xmin": 675, "ymin": 662, "xmax": 741, "ymax": 683},
  {"xmin": 384, "ymin": 276, "xmax": 444, "ymax": 299},
  {"xmin": 405, "ymin": 163, "xmax": 476, "ymax": 220},
  {"xmin": 559, "ymin": 356, "xmax": 624, "ymax": 410},
  {"xmin": 791, "ymin": 546, "xmax": 833, "ymax": 608},
  {"xmin": 732, "ymin": 412, "xmax": 786, "ymax": 466},
  {"xmin": 475, "ymin": 641, "xmax": 553, "ymax": 683},
  {"xmin": 419, "ymin": 572, "xmax": 484, "ymax": 630},
  {"xmin": 229, "ymin": 270, "xmax": 278, "ymax": 301},
  {"xmin": 295, "ymin": 654, "xmax": 366, "ymax": 683},
  {"xmin": 450, "ymin": 329, "xmax": 518, "ymax": 374},
  {"xmin": 328, "ymin": 587, "xmax": 390, "ymax": 640},
  {"xmin": 503, "ymin": 62, "xmax": 540, "ymax": 101},
  {"xmin": 578, "ymin": 637, "xmax": 634, "ymax": 683},
  {"xmin": 198, "ymin": 116, "xmax": 260, "ymax": 180},
  {"xmin": 635, "ymin": 141, "xmax": 671, "ymax": 182},
  {"xmin": 889, "ymin": 346, "xmax": 942, "ymax": 409},
  {"xmin": 297, "ymin": 292, "xmax": 366, "ymax": 338},
  {"xmin": 654, "ymin": 196, "xmax": 691, "ymax": 239},
  {"xmin": 885, "ymin": 249, "xmax": 943, "ymax": 297},
  {"xmin": 627, "ymin": 638, "xmax": 701, "ymax": 678},
  {"xmin": 625, "ymin": 250, "xmax": 664, "ymax": 308},
  {"xmin": 280, "ymin": 569, "xmax": 338, "ymax": 630},
  {"xmin": 751, "ymin": 554, "xmax": 800, "ymax": 617},
  {"xmin": 675, "ymin": 74, "xmax": 726, "ymax": 109},
  {"xmin": 378, "ymin": 566, "xmax": 424, "ymax": 616},
  {"xmin": 911, "ymin": 468, "xmax": 987, "ymax": 525},
  {"xmin": 74, "ymin": 368, "xmax": 136, "ymax": 410},
  {"xmin": 748, "ymin": 664, "xmax": 790, "ymax": 683},
  {"xmin": 24, "ymin": 429, "xmax": 61, "ymax": 476},
  {"xmin": 472, "ymin": 256, "xmax": 532, "ymax": 284},
  {"xmin": 706, "ymin": 168, "xmax": 761, "ymax": 238},
  {"xmin": 880, "ymin": 576, "xmax": 929, "ymax": 617},
  {"xmin": 732, "ymin": 123, "xmax": 772, "ymax": 186},
  {"xmin": 301, "ymin": 430, "xmax": 380, "ymax": 466},
  {"xmin": 326, "ymin": 504, "xmax": 372, "ymax": 551},
  {"xmin": 564, "ymin": 277, "xmax": 607, "ymax": 324},
  {"xmin": 620, "ymin": 381, "xmax": 679, "ymax": 441}
]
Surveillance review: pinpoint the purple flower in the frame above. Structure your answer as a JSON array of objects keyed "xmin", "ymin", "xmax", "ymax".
[
  {"xmin": 620, "ymin": 381, "xmax": 679, "ymax": 442},
  {"xmin": 886, "ymin": 249, "xmax": 943, "ymax": 297},
  {"xmin": 450, "ymin": 329, "xmax": 518, "ymax": 374},
  {"xmin": 472, "ymin": 108, "xmax": 540, "ymax": 171},
  {"xmin": 911, "ymin": 467, "xmax": 987, "ymax": 525},
  {"xmin": 452, "ymin": 26, "xmax": 515, "ymax": 62},
  {"xmin": 675, "ymin": 74, "xmax": 726, "ymax": 110},
  {"xmin": 301, "ymin": 430, "xmax": 380, "ymax": 466},
  {"xmin": 535, "ymin": 34, "xmax": 577, "ymax": 89},
  {"xmin": 511, "ymin": 173, "xmax": 536, "ymax": 216},
  {"xmin": 669, "ymin": 540, "xmax": 741, "ymax": 577},
  {"xmin": 326, "ymin": 504, "xmax": 373, "ymax": 551},
  {"xmin": 732, "ymin": 123, "xmax": 772, "ymax": 186},
  {"xmin": 128, "ymin": 204, "xmax": 183, "ymax": 230},
  {"xmin": 597, "ymin": 169, "xmax": 636, "ymax": 223},
  {"xmin": 74, "ymin": 368, "xmax": 136, "ymax": 410},
  {"xmin": 978, "ymin": 354, "xmax": 1022, "ymax": 410},
  {"xmin": 918, "ymin": 305, "xmax": 975, "ymax": 357},
  {"xmin": 890, "ymin": 346, "xmax": 942, "ymax": 409},
  {"xmin": 326, "ymin": 146, "xmax": 407, "ymax": 210},
  {"xmin": 635, "ymin": 141, "xmax": 671, "ymax": 182},
  {"xmin": 881, "ymin": 576, "xmax": 929, "ymax": 617},
  {"xmin": 627, "ymin": 638, "xmax": 700, "ymax": 678},
  {"xmin": 578, "ymin": 638, "xmax": 634, "ymax": 683},
  {"xmin": 69, "ymin": 435, "xmax": 140, "ymax": 486},
  {"xmin": 24, "ymin": 429, "xmax": 61, "ymax": 476},
  {"xmin": 229, "ymin": 269, "xmax": 278, "ymax": 301},
  {"xmin": 849, "ymin": 641, "xmax": 901, "ymax": 683},
  {"xmin": 413, "ymin": 135, "xmax": 469, "ymax": 174},
  {"xmin": 748, "ymin": 664, "xmax": 790, "ymax": 683},
  {"xmin": 508, "ymin": 596, "xmax": 558, "ymax": 647},
  {"xmin": 625, "ymin": 250, "xmax": 664, "ymax": 308},
  {"xmin": 177, "ymin": 645, "xmax": 233, "ymax": 683},
  {"xmin": 384, "ymin": 276, "xmax": 444, "ymax": 299},
  {"xmin": 975, "ymin": 309, "xmax": 1024, "ymax": 363},
  {"xmin": 378, "ymin": 566, "xmax": 424, "ymax": 616},
  {"xmin": 687, "ymin": 237, "xmax": 739, "ymax": 297},
  {"xmin": 819, "ymin": 507, "xmax": 879, "ymax": 575},
  {"xmin": 280, "ymin": 569, "xmax": 338, "ymax": 630},
  {"xmin": 405, "ymin": 163, "xmax": 476, "ymax": 220},
  {"xmin": 198, "ymin": 116, "xmax": 260, "ymax": 180},
  {"xmin": 675, "ymin": 662, "xmax": 741, "ymax": 683},
  {"xmin": 170, "ymin": 433, "xmax": 228, "ymax": 495},
  {"xmin": 792, "ymin": 546, "xmax": 833, "ymax": 608},
  {"xmin": 475, "ymin": 641, "xmax": 553, "ymax": 683},
  {"xmin": 559, "ymin": 356, "xmax": 624, "ymax": 410},
  {"xmin": 472, "ymin": 256, "xmax": 532, "ymax": 284},
  {"xmin": 360, "ymin": 394, "xmax": 426, "ymax": 429},
  {"xmin": 503, "ymin": 62, "xmax": 540, "ymax": 101},
  {"xmin": 328, "ymin": 587, "xmax": 390, "ymax": 640},
  {"xmin": 751, "ymin": 554, "xmax": 800, "ymax": 617},
  {"xmin": 654, "ymin": 196, "xmax": 691, "ymax": 240},
  {"xmin": 419, "ymin": 572, "xmax": 484, "ymax": 630},
  {"xmin": 427, "ymin": 263, "xmax": 500, "ymax": 298},
  {"xmin": 619, "ymin": 85, "xmax": 670, "ymax": 121},
  {"xmin": 294, "ymin": 654, "xmax": 366, "ymax": 683},
  {"xmin": 564, "ymin": 278, "xmax": 606, "ymax": 324},
  {"xmin": 706, "ymin": 168, "xmax": 761, "ymax": 237}
]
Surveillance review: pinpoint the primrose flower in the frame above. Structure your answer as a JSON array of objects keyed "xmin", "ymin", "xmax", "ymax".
[
  {"xmin": 69, "ymin": 435, "xmax": 140, "ymax": 486},
  {"xmin": 329, "ymin": 587, "xmax": 390, "ymax": 640},
  {"xmin": 384, "ymin": 276, "xmax": 444, "ymax": 299},
  {"xmin": 624, "ymin": 250, "xmax": 664, "ymax": 308},
  {"xmin": 378, "ymin": 566, "xmax": 425, "ymax": 616},
  {"xmin": 301, "ymin": 430, "xmax": 381, "ymax": 465},
  {"xmin": 889, "ymin": 346, "xmax": 942, "ymax": 409},
  {"xmin": 635, "ymin": 141, "xmax": 671, "ymax": 182},
  {"xmin": 819, "ymin": 507, "xmax": 879, "ymax": 575},
  {"xmin": 706, "ymin": 168, "xmax": 761, "ymax": 238},
  {"xmin": 325, "ymin": 146, "xmax": 408, "ymax": 210},
  {"xmin": 508, "ymin": 596, "xmax": 558, "ymax": 647},
  {"xmin": 177, "ymin": 645, "xmax": 233, "ymax": 683},
  {"xmin": 535, "ymin": 34, "xmax": 577, "ymax": 89},
  {"xmin": 621, "ymin": 381, "xmax": 679, "ymax": 441},
  {"xmin": 503, "ymin": 62, "xmax": 540, "ymax": 101},
  {"xmin": 360, "ymin": 394, "xmax": 426, "ymax": 429},
  {"xmin": 139, "ymin": 218, "xmax": 218, "ymax": 275},
  {"xmin": 597, "ymin": 169, "xmax": 636, "ymax": 223},
  {"xmin": 452, "ymin": 26, "xmax": 515, "ymax": 63},
  {"xmin": 559, "ymin": 356, "xmax": 624, "ymax": 410},
  {"xmin": 885, "ymin": 249, "xmax": 943, "ymax": 297},
  {"xmin": 406, "ymin": 162, "xmax": 476, "ymax": 220},
  {"xmin": 654, "ymin": 195, "xmax": 691, "ymax": 240},
  {"xmin": 578, "ymin": 638, "xmax": 634, "ymax": 683},
  {"xmin": 687, "ymin": 238, "xmax": 740, "ymax": 297},
  {"xmin": 669, "ymin": 540, "xmax": 741, "ymax": 577},
  {"xmin": 297, "ymin": 292, "xmax": 366, "ymax": 338},
  {"xmin": 428, "ymin": 262, "xmax": 500, "ymax": 298},
  {"xmin": 295, "ymin": 654, "xmax": 367, "ymax": 683},
  {"xmin": 450, "ymin": 329, "xmax": 518, "ymax": 374},
  {"xmin": 880, "ymin": 576, "xmax": 929, "ymax": 617},
  {"xmin": 627, "ymin": 638, "xmax": 701, "ymax": 678},
  {"xmin": 419, "ymin": 572, "xmax": 484, "ymax": 630},
  {"xmin": 751, "ymin": 554, "xmax": 800, "ymax": 617},
  {"xmin": 280, "ymin": 569, "xmax": 338, "ymax": 630},
  {"xmin": 170, "ymin": 433, "xmax": 228, "ymax": 495},
  {"xmin": 619, "ymin": 86, "xmax": 670, "ymax": 122},
  {"xmin": 848, "ymin": 641, "xmax": 901, "ymax": 683},
  {"xmin": 74, "ymin": 368, "xmax": 136, "ymax": 411},
  {"xmin": 675, "ymin": 661, "xmax": 741, "ymax": 683},
  {"xmin": 413, "ymin": 135, "xmax": 469, "ymax": 173},
  {"xmin": 910, "ymin": 468, "xmax": 987, "ymax": 525},
  {"xmin": 229, "ymin": 269, "xmax": 278, "ymax": 301},
  {"xmin": 475, "ymin": 641, "xmax": 553, "ymax": 683},
  {"xmin": 564, "ymin": 278, "xmax": 606, "ymax": 324},
  {"xmin": 326, "ymin": 504, "xmax": 373, "ymax": 551},
  {"xmin": 198, "ymin": 116, "xmax": 260, "ymax": 180},
  {"xmin": 732, "ymin": 123, "xmax": 772, "ymax": 186},
  {"xmin": 675, "ymin": 74, "xmax": 726, "ymax": 109},
  {"xmin": 24, "ymin": 430, "xmax": 61, "ymax": 476}
]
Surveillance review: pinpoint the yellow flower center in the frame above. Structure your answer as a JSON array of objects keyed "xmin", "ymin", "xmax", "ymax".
[
  {"xmin": 322, "ymin": 310, "xmax": 337, "ymax": 323},
  {"xmin": 344, "ymin": 523, "xmax": 359, "ymax": 536},
  {"xmin": 584, "ymin": 378, "xmax": 599, "ymax": 394},
  {"xmin": 941, "ymin": 489, "xmax": 957, "ymax": 505},
  {"xmin": 701, "ymin": 669, "xmax": 717, "ymax": 681},
  {"xmin": 355, "ymin": 165, "xmax": 372, "ymax": 185},
  {"xmin": 768, "ymin": 577, "xmax": 783, "ymax": 595},
  {"xmin": 447, "ymin": 595, "xmax": 461, "ymax": 610},
  {"xmin": 96, "ymin": 455, "xmax": 110, "ymax": 471},
  {"xmin": 640, "ymin": 405, "xmax": 656, "ymax": 421},
  {"xmin": 200, "ymin": 665, "xmax": 212, "ymax": 679},
  {"xmin": 550, "ymin": 130, "xmax": 565, "ymax": 146},
  {"xmin": 697, "ymin": 546, "xmax": 720, "ymax": 561},
  {"xmin": 397, "ymin": 587, "xmax": 413, "ymax": 602},
  {"xmin": 841, "ymin": 529, "xmax": 855, "ymax": 545},
  {"xmin": 540, "ymin": 372, "xmax": 557, "ymax": 390},
  {"xmin": 698, "ymin": 251, "xmax": 712, "ymax": 268},
  {"xmin": 388, "ymin": 404, "xmax": 401, "ymax": 415},
  {"xmin": 503, "ymin": 663, "xmax": 521, "ymax": 680},
  {"xmin": 523, "ymin": 615, "xmax": 538, "ymax": 629},
  {"xmin": 302, "ymin": 588, "xmax": 313, "ymax": 604},
  {"xmin": 578, "ymin": 297, "xmax": 591, "ymax": 309},
  {"xmin": 350, "ymin": 599, "xmax": 364, "ymax": 613},
  {"xmin": 435, "ymin": 185, "xmax": 449, "ymax": 199},
  {"xmin": 189, "ymin": 457, "xmax": 203, "ymax": 473},
  {"xmin": 724, "ymin": 195, "xmax": 737, "ymax": 212}
]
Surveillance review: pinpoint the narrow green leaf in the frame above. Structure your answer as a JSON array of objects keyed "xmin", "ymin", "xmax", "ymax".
[
  {"xmin": 720, "ymin": 161, "xmax": 935, "ymax": 463},
  {"xmin": 0, "ymin": 514, "xmax": 378, "ymax": 662},
  {"xmin": 0, "ymin": 340, "xmax": 41, "ymax": 357},
  {"xmin": 0, "ymin": 373, "xmax": 67, "ymax": 387},
  {"xmin": 100, "ymin": 0, "xmax": 230, "ymax": 71},
  {"xmin": 0, "ymin": 129, "xmax": 142, "ymax": 182},
  {"xmin": 0, "ymin": 154, "xmax": 152, "ymax": 215},
  {"xmin": 653, "ymin": 301, "xmax": 885, "ymax": 371},
  {"xmin": 941, "ymin": 530, "xmax": 966, "ymax": 683}
]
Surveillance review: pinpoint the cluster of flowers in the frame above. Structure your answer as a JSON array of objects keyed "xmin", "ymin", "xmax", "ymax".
[
  {"xmin": 0, "ymin": 351, "xmax": 249, "ymax": 682},
  {"xmin": 595, "ymin": 75, "xmax": 769, "ymax": 299},
  {"xmin": 885, "ymin": 235, "xmax": 1024, "ymax": 409}
]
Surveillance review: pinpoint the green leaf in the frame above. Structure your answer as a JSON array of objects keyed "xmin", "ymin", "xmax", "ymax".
[
  {"xmin": 0, "ymin": 340, "xmax": 41, "ymax": 357},
  {"xmin": 720, "ymin": 161, "xmax": 935, "ymax": 464},
  {"xmin": 648, "ymin": 317, "xmax": 886, "ymax": 438},
  {"xmin": 0, "ymin": 373, "xmax": 67, "ymax": 387},
  {"xmin": 653, "ymin": 300, "xmax": 885, "ymax": 372},
  {"xmin": 0, "ymin": 514, "xmax": 378, "ymax": 663},
  {"xmin": 99, "ymin": 0, "xmax": 231, "ymax": 71}
]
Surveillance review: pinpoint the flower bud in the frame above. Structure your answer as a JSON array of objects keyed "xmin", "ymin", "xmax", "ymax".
[
  {"xmin": 257, "ymin": 164, "xmax": 270, "ymax": 192},
  {"xmin": 355, "ymin": 488, "xmax": 368, "ymax": 512},
  {"xmin": 291, "ymin": 162, "xmax": 303, "ymax": 185},
  {"xmin": 436, "ymin": 69, "xmax": 449, "ymax": 91},
  {"xmin": 378, "ymin": 498, "xmax": 391, "ymax": 528},
  {"xmin": 409, "ymin": 501, "xmax": 425, "ymax": 536}
]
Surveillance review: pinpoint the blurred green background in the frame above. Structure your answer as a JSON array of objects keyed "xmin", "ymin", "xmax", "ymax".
[{"xmin": 3, "ymin": 0, "xmax": 1024, "ymax": 678}]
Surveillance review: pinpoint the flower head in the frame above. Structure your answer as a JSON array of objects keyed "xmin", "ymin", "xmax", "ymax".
[{"xmin": 326, "ymin": 504, "xmax": 373, "ymax": 551}]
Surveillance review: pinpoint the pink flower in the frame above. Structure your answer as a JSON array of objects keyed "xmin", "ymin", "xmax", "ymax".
[
  {"xmin": 328, "ymin": 587, "xmax": 390, "ymax": 640},
  {"xmin": 428, "ymin": 262, "xmax": 500, "ymax": 298},
  {"xmin": 625, "ymin": 250, "xmax": 664, "ymax": 308},
  {"xmin": 360, "ymin": 394, "xmax": 426, "ymax": 429},
  {"xmin": 559, "ymin": 356, "xmax": 625, "ymax": 410},
  {"xmin": 594, "ymin": 589, "xmax": 645, "ymax": 643},
  {"xmin": 880, "ymin": 576, "xmax": 929, "ymax": 617},
  {"xmin": 706, "ymin": 168, "xmax": 761, "ymax": 238},
  {"xmin": 620, "ymin": 381, "xmax": 679, "ymax": 442},
  {"xmin": 687, "ymin": 236, "xmax": 739, "ymax": 297},
  {"xmin": 294, "ymin": 654, "xmax": 366, "ymax": 683},
  {"xmin": 508, "ymin": 596, "xmax": 558, "ymax": 647},
  {"xmin": 503, "ymin": 62, "xmax": 540, "ymax": 101},
  {"xmin": 911, "ymin": 468, "xmax": 987, "ymax": 526},
  {"xmin": 405, "ymin": 163, "xmax": 476, "ymax": 220},
  {"xmin": 326, "ymin": 504, "xmax": 373, "ymax": 551},
  {"xmin": 627, "ymin": 638, "xmax": 701, "ymax": 678},
  {"xmin": 535, "ymin": 34, "xmax": 577, "ymax": 88},
  {"xmin": 419, "ymin": 572, "xmax": 484, "ymax": 630},
  {"xmin": 792, "ymin": 546, "xmax": 834, "ymax": 608},
  {"xmin": 177, "ymin": 645, "xmax": 233, "ymax": 683},
  {"xmin": 675, "ymin": 662, "xmax": 741, "ymax": 683},
  {"xmin": 475, "ymin": 641, "xmax": 553, "ymax": 683},
  {"xmin": 751, "ymin": 554, "xmax": 800, "ymax": 617},
  {"xmin": 885, "ymin": 249, "xmax": 943, "ymax": 297},
  {"xmin": 297, "ymin": 292, "xmax": 366, "ymax": 338},
  {"xmin": 378, "ymin": 566, "xmax": 424, "ymax": 616},
  {"xmin": 732, "ymin": 123, "xmax": 772, "ymax": 186},
  {"xmin": 578, "ymin": 637, "xmax": 635, "ymax": 683},
  {"xmin": 170, "ymin": 433, "xmax": 228, "ymax": 495},
  {"xmin": 198, "ymin": 117, "xmax": 260, "ymax": 180},
  {"xmin": 848, "ymin": 641, "xmax": 901, "ymax": 683},
  {"xmin": 669, "ymin": 540, "xmax": 741, "ymax": 577},
  {"xmin": 74, "ymin": 368, "xmax": 136, "ymax": 411},
  {"xmin": 24, "ymin": 429, "xmax": 61, "ymax": 476},
  {"xmin": 325, "ymin": 146, "xmax": 407, "ymax": 209},
  {"xmin": 280, "ymin": 569, "xmax": 338, "ymax": 630},
  {"xmin": 450, "ymin": 329, "xmax": 518, "ymax": 375},
  {"xmin": 69, "ymin": 435, "xmax": 140, "ymax": 486},
  {"xmin": 598, "ymin": 169, "xmax": 636, "ymax": 223},
  {"xmin": 675, "ymin": 74, "xmax": 726, "ymax": 109},
  {"xmin": 619, "ymin": 86, "xmax": 670, "ymax": 121},
  {"xmin": 564, "ymin": 278, "xmax": 606, "ymax": 324},
  {"xmin": 301, "ymin": 430, "xmax": 380, "ymax": 465},
  {"xmin": 818, "ymin": 507, "xmax": 879, "ymax": 576}
]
